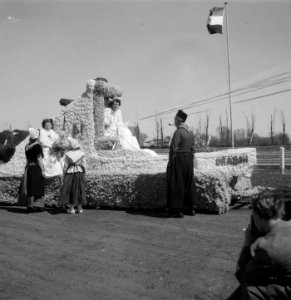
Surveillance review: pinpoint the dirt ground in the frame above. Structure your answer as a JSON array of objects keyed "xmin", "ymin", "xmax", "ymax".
[
  {"xmin": 1, "ymin": 167, "xmax": 290, "ymax": 300},
  {"xmin": 0, "ymin": 207, "xmax": 250, "ymax": 300}
]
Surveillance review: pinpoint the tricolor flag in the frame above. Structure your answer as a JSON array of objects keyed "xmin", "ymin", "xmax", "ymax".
[{"xmin": 207, "ymin": 7, "xmax": 224, "ymax": 34}]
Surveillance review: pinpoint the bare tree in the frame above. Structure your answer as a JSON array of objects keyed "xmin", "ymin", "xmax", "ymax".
[
  {"xmin": 205, "ymin": 113, "xmax": 210, "ymax": 143},
  {"xmin": 160, "ymin": 119, "xmax": 164, "ymax": 147},
  {"xmin": 156, "ymin": 119, "xmax": 159, "ymax": 147},
  {"xmin": 136, "ymin": 122, "xmax": 140, "ymax": 145},
  {"xmin": 218, "ymin": 114, "xmax": 224, "ymax": 143},
  {"xmin": 280, "ymin": 111, "xmax": 286, "ymax": 145},
  {"xmin": 234, "ymin": 128, "xmax": 247, "ymax": 145},
  {"xmin": 245, "ymin": 112, "xmax": 255, "ymax": 145},
  {"xmin": 198, "ymin": 116, "xmax": 202, "ymax": 136},
  {"xmin": 270, "ymin": 110, "xmax": 277, "ymax": 145}
]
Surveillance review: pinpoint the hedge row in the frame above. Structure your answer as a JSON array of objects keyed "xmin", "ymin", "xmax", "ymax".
[{"xmin": 0, "ymin": 170, "xmax": 235, "ymax": 214}]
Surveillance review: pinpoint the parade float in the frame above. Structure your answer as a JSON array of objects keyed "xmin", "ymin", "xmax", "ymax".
[{"xmin": 0, "ymin": 78, "xmax": 257, "ymax": 213}]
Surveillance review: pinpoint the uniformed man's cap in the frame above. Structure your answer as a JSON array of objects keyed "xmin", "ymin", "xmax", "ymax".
[{"xmin": 176, "ymin": 110, "xmax": 187, "ymax": 122}]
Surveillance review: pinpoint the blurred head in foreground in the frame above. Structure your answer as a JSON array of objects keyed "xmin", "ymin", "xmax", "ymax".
[{"xmin": 252, "ymin": 191, "xmax": 285, "ymax": 235}]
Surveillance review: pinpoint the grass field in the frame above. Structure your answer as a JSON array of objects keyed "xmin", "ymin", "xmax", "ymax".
[
  {"xmin": 1, "ymin": 164, "xmax": 290, "ymax": 300},
  {"xmin": 252, "ymin": 167, "xmax": 291, "ymax": 187},
  {"xmin": 0, "ymin": 207, "xmax": 250, "ymax": 300}
]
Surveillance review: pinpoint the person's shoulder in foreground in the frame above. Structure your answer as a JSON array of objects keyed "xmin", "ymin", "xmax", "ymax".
[{"xmin": 228, "ymin": 192, "xmax": 291, "ymax": 300}]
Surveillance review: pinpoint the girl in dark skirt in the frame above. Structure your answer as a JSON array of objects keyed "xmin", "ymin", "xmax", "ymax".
[
  {"xmin": 59, "ymin": 137, "xmax": 86, "ymax": 214},
  {"xmin": 19, "ymin": 128, "xmax": 45, "ymax": 213}
]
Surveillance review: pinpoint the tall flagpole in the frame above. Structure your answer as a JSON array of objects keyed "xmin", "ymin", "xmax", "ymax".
[{"xmin": 224, "ymin": 2, "xmax": 234, "ymax": 148}]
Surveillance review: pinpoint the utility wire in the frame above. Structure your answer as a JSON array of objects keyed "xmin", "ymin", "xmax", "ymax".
[{"xmin": 139, "ymin": 70, "xmax": 291, "ymax": 121}]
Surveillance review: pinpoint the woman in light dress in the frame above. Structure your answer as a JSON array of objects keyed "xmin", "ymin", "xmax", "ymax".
[
  {"xmin": 104, "ymin": 99, "xmax": 157, "ymax": 156},
  {"xmin": 39, "ymin": 118, "xmax": 63, "ymax": 177},
  {"xmin": 104, "ymin": 99, "xmax": 140, "ymax": 150}
]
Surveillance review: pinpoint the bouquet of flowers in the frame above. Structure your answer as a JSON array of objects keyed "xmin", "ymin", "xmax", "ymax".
[{"xmin": 49, "ymin": 133, "xmax": 70, "ymax": 160}]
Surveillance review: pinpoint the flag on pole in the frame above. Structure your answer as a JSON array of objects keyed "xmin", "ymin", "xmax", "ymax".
[{"xmin": 207, "ymin": 7, "xmax": 224, "ymax": 34}]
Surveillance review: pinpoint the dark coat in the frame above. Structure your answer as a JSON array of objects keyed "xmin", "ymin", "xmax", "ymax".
[
  {"xmin": 19, "ymin": 141, "xmax": 44, "ymax": 201},
  {"xmin": 166, "ymin": 125, "xmax": 195, "ymax": 209}
]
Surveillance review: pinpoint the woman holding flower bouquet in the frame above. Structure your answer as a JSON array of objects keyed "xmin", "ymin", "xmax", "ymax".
[
  {"xmin": 59, "ymin": 137, "xmax": 86, "ymax": 214},
  {"xmin": 39, "ymin": 118, "xmax": 63, "ymax": 177}
]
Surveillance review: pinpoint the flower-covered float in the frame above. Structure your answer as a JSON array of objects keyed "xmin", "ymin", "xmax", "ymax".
[{"xmin": 0, "ymin": 77, "xmax": 257, "ymax": 213}]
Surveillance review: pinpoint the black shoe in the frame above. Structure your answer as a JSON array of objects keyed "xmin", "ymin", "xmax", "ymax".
[
  {"xmin": 183, "ymin": 209, "xmax": 196, "ymax": 216},
  {"xmin": 26, "ymin": 207, "xmax": 35, "ymax": 213},
  {"xmin": 34, "ymin": 207, "xmax": 45, "ymax": 213},
  {"xmin": 168, "ymin": 209, "xmax": 184, "ymax": 218}
]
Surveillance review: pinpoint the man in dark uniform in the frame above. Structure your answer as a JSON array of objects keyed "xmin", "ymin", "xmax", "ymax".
[
  {"xmin": 228, "ymin": 192, "xmax": 291, "ymax": 299},
  {"xmin": 166, "ymin": 109, "xmax": 196, "ymax": 218}
]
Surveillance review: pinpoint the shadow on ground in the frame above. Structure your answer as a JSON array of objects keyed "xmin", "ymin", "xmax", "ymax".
[
  {"xmin": 46, "ymin": 207, "xmax": 67, "ymax": 215},
  {"xmin": 126, "ymin": 210, "xmax": 168, "ymax": 218},
  {"xmin": 2, "ymin": 207, "xmax": 28, "ymax": 214}
]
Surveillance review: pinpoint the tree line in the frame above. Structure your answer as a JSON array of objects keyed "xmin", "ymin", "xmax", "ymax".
[
  {"xmin": 140, "ymin": 109, "xmax": 290, "ymax": 149},
  {"xmin": 203, "ymin": 109, "xmax": 290, "ymax": 147}
]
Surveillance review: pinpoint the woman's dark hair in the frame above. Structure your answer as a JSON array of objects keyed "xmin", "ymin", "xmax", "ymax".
[
  {"xmin": 42, "ymin": 118, "xmax": 54, "ymax": 129},
  {"xmin": 252, "ymin": 191, "xmax": 285, "ymax": 220},
  {"xmin": 110, "ymin": 98, "xmax": 121, "ymax": 108}
]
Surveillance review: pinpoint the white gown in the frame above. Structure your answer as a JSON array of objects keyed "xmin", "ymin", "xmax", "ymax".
[
  {"xmin": 104, "ymin": 108, "xmax": 157, "ymax": 156},
  {"xmin": 39, "ymin": 129, "xmax": 64, "ymax": 177}
]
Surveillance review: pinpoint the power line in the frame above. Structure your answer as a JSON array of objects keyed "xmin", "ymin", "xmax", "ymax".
[
  {"xmin": 139, "ymin": 69, "xmax": 291, "ymax": 121},
  {"xmin": 234, "ymin": 88, "xmax": 291, "ymax": 104},
  {"xmin": 142, "ymin": 71, "xmax": 291, "ymax": 119}
]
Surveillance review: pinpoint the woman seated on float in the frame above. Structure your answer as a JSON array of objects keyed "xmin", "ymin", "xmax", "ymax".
[
  {"xmin": 39, "ymin": 118, "xmax": 63, "ymax": 177},
  {"xmin": 104, "ymin": 98, "xmax": 140, "ymax": 150},
  {"xmin": 104, "ymin": 99, "xmax": 157, "ymax": 156}
]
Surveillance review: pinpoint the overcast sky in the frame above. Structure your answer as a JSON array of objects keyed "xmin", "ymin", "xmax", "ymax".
[{"xmin": 1, "ymin": 0, "xmax": 291, "ymax": 138}]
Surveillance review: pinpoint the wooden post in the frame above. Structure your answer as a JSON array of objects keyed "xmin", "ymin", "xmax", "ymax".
[{"xmin": 280, "ymin": 147, "xmax": 285, "ymax": 175}]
